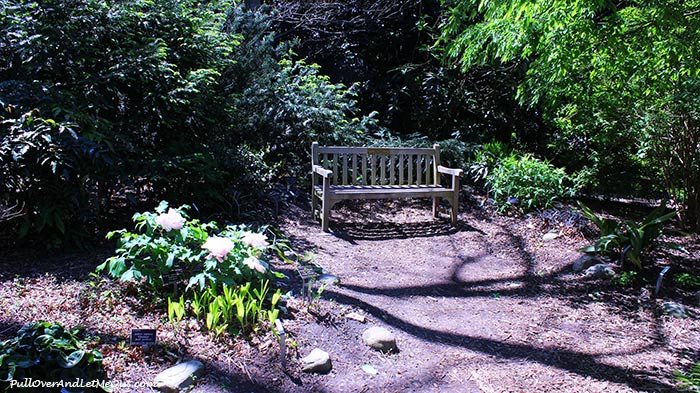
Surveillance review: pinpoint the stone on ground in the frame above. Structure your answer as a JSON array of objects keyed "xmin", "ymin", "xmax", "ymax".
[
  {"xmin": 317, "ymin": 273, "xmax": 340, "ymax": 285},
  {"xmin": 573, "ymin": 254, "xmax": 601, "ymax": 273},
  {"xmin": 345, "ymin": 312, "xmax": 366, "ymax": 323},
  {"xmin": 661, "ymin": 301, "xmax": 687, "ymax": 318},
  {"xmin": 542, "ymin": 232, "xmax": 559, "ymax": 241},
  {"xmin": 153, "ymin": 360, "xmax": 204, "ymax": 393},
  {"xmin": 301, "ymin": 348, "xmax": 332, "ymax": 373},
  {"xmin": 585, "ymin": 264, "xmax": 615, "ymax": 279},
  {"xmin": 695, "ymin": 290, "xmax": 700, "ymax": 305},
  {"xmin": 362, "ymin": 326, "xmax": 397, "ymax": 352}
]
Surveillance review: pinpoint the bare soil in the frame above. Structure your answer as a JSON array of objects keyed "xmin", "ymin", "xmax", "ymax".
[{"xmin": 1, "ymin": 198, "xmax": 698, "ymax": 392}]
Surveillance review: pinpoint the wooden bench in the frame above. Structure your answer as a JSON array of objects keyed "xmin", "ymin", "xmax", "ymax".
[{"xmin": 311, "ymin": 142, "xmax": 463, "ymax": 231}]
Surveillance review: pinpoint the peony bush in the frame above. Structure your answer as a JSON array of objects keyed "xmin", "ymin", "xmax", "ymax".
[
  {"xmin": 98, "ymin": 201, "xmax": 285, "ymax": 336},
  {"xmin": 97, "ymin": 201, "xmax": 278, "ymax": 293}
]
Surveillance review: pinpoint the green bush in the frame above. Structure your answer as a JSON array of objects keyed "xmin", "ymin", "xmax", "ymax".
[
  {"xmin": 0, "ymin": 108, "xmax": 103, "ymax": 247},
  {"xmin": 486, "ymin": 153, "xmax": 580, "ymax": 213},
  {"xmin": 0, "ymin": 321, "xmax": 105, "ymax": 392},
  {"xmin": 469, "ymin": 141, "xmax": 512, "ymax": 186}
]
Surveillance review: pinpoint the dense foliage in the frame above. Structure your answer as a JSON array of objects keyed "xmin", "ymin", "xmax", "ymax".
[
  {"xmin": 439, "ymin": 0, "xmax": 700, "ymax": 230},
  {"xmin": 0, "ymin": 1, "xmax": 380, "ymax": 245},
  {"xmin": 269, "ymin": 0, "xmax": 545, "ymax": 153}
]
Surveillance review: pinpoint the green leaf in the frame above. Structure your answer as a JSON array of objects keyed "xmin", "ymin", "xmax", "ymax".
[{"xmin": 58, "ymin": 350, "xmax": 85, "ymax": 368}]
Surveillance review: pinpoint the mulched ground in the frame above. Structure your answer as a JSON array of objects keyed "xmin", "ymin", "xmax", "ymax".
[{"xmin": 1, "ymin": 197, "xmax": 698, "ymax": 392}]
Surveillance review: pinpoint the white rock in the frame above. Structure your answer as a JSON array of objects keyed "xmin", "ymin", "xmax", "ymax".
[
  {"xmin": 542, "ymin": 232, "xmax": 559, "ymax": 241},
  {"xmin": 301, "ymin": 348, "xmax": 332, "ymax": 373},
  {"xmin": 361, "ymin": 364, "xmax": 379, "ymax": 375},
  {"xmin": 362, "ymin": 327, "xmax": 397, "ymax": 352},
  {"xmin": 345, "ymin": 312, "xmax": 366, "ymax": 323},
  {"xmin": 153, "ymin": 360, "xmax": 204, "ymax": 393},
  {"xmin": 317, "ymin": 274, "xmax": 340, "ymax": 285}
]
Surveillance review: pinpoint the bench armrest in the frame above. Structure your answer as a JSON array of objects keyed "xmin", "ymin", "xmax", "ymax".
[
  {"xmin": 438, "ymin": 165, "xmax": 463, "ymax": 177},
  {"xmin": 312, "ymin": 165, "xmax": 333, "ymax": 178}
]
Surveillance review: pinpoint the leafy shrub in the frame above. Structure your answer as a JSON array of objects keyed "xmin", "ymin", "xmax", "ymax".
[
  {"xmin": 1, "ymin": 0, "xmax": 244, "ymax": 243},
  {"xmin": 469, "ymin": 141, "xmax": 512, "ymax": 186},
  {"xmin": 0, "ymin": 108, "xmax": 106, "ymax": 247},
  {"xmin": 0, "ymin": 321, "xmax": 105, "ymax": 391},
  {"xmin": 486, "ymin": 153, "xmax": 580, "ymax": 213},
  {"xmin": 97, "ymin": 202, "xmax": 277, "ymax": 294},
  {"xmin": 578, "ymin": 202, "xmax": 686, "ymax": 270},
  {"xmin": 101, "ymin": 201, "xmax": 284, "ymax": 336}
]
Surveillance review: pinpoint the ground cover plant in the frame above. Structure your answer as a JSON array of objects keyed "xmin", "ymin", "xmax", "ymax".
[{"xmin": 0, "ymin": 321, "xmax": 105, "ymax": 392}]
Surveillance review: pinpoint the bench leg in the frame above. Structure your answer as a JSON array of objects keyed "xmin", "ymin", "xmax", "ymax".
[
  {"xmin": 321, "ymin": 197, "xmax": 332, "ymax": 232},
  {"xmin": 311, "ymin": 193, "xmax": 318, "ymax": 220},
  {"xmin": 432, "ymin": 197, "xmax": 439, "ymax": 218},
  {"xmin": 450, "ymin": 194, "xmax": 459, "ymax": 226}
]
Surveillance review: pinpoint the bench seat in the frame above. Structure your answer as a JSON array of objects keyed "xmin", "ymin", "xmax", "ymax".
[
  {"xmin": 311, "ymin": 142, "xmax": 463, "ymax": 231},
  {"xmin": 314, "ymin": 185, "xmax": 456, "ymax": 200}
]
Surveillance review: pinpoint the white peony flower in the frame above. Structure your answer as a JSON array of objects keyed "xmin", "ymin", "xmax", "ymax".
[
  {"xmin": 202, "ymin": 236, "xmax": 234, "ymax": 262},
  {"xmin": 155, "ymin": 208, "xmax": 185, "ymax": 231},
  {"xmin": 241, "ymin": 232, "xmax": 269, "ymax": 248}
]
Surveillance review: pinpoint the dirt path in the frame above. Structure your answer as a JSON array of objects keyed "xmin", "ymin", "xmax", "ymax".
[
  {"xmin": 0, "ymin": 200, "xmax": 697, "ymax": 392},
  {"xmin": 272, "ymin": 201, "xmax": 698, "ymax": 392}
]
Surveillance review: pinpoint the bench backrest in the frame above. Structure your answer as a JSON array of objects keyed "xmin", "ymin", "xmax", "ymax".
[{"xmin": 312, "ymin": 143, "xmax": 441, "ymax": 186}]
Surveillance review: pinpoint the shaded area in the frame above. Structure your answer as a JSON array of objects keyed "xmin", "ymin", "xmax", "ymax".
[
  {"xmin": 0, "ymin": 244, "xmax": 112, "ymax": 283},
  {"xmin": 330, "ymin": 220, "xmax": 477, "ymax": 241}
]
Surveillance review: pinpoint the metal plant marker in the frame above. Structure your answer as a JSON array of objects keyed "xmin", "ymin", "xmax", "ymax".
[
  {"xmin": 655, "ymin": 266, "xmax": 671, "ymax": 296},
  {"xmin": 297, "ymin": 265, "xmax": 319, "ymax": 303},
  {"xmin": 275, "ymin": 319, "xmax": 286, "ymax": 369}
]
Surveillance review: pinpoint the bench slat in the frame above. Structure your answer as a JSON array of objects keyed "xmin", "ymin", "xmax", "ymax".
[
  {"xmin": 342, "ymin": 154, "xmax": 348, "ymax": 185},
  {"xmin": 389, "ymin": 155, "xmax": 395, "ymax": 185},
  {"xmin": 417, "ymin": 155, "xmax": 422, "ymax": 185},
  {"xmin": 362, "ymin": 154, "xmax": 368, "ymax": 185},
  {"xmin": 352, "ymin": 154, "xmax": 357, "ymax": 185},
  {"xmin": 380, "ymin": 155, "xmax": 386, "ymax": 185},
  {"xmin": 332, "ymin": 154, "xmax": 338, "ymax": 185}
]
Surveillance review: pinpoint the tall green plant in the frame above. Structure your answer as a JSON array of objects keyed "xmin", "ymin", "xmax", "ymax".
[{"xmin": 578, "ymin": 201, "xmax": 686, "ymax": 270}]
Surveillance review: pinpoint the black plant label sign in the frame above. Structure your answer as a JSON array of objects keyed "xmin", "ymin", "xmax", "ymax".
[{"xmin": 130, "ymin": 329, "xmax": 157, "ymax": 346}]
